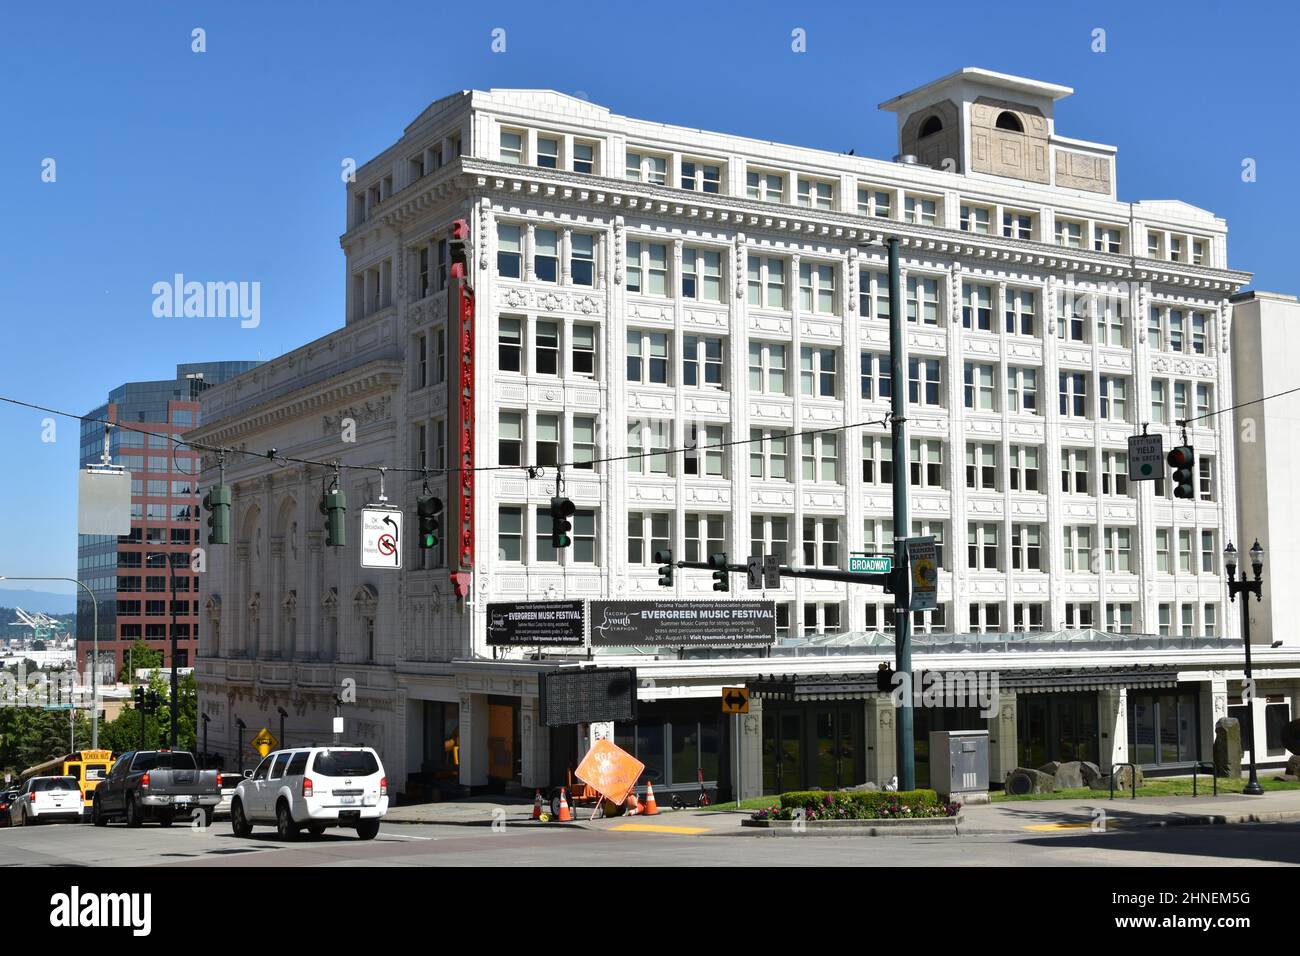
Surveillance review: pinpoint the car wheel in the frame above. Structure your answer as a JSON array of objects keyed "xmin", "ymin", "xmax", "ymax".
[
  {"xmin": 92, "ymin": 796, "xmax": 107, "ymax": 827},
  {"xmin": 230, "ymin": 800, "xmax": 252, "ymax": 838},
  {"xmin": 356, "ymin": 819, "xmax": 380, "ymax": 840},
  {"xmin": 158, "ymin": 812, "xmax": 174, "ymax": 828},
  {"xmin": 19, "ymin": 808, "xmax": 29, "ymax": 827},
  {"xmin": 275, "ymin": 801, "xmax": 299, "ymax": 840},
  {"xmin": 307, "ymin": 824, "xmax": 326, "ymax": 837},
  {"xmin": 126, "ymin": 795, "xmax": 143, "ymax": 828}
]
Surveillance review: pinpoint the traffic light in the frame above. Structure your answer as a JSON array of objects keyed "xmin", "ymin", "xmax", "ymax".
[
  {"xmin": 320, "ymin": 487, "xmax": 347, "ymax": 547},
  {"xmin": 654, "ymin": 549, "xmax": 674, "ymax": 587},
  {"xmin": 449, "ymin": 219, "xmax": 470, "ymax": 278},
  {"xmin": 709, "ymin": 552, "xmax": 729, "ymax": 592},
  {"xmin": 417, "ymin": 495, "xmax": 443, "ymax": 550},
  {"xmin": 202, "ymin": 483, "xmax": 231, "ymax": 545},
  {"xmin": 1167, "ymin": 445, "xmax": 1195, "ymax": 499},
  {"xmin": 550, "ymin": 497, "xmax": 575, "ymax": 549},
  {"xmin": 134, "ymin": 686, "xmax": 145, "ymax": 708}
]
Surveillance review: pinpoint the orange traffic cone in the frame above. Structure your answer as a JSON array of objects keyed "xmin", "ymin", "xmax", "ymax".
[
  {"xmin": 532, "ymin": 789, "xmax": 543, "ymax": 821},
  {"xmin": 557, "ymin": 788, "xmax": 572, "ymax": 822},
  {"xmin": 642, "ymin": 780, "xmax": 659, "ymax": 815}
]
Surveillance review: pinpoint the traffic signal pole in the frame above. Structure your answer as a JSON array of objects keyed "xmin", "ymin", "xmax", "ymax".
[{"xmin": 887, "ymin": 235, "xmax": 916, "ymax": 792}]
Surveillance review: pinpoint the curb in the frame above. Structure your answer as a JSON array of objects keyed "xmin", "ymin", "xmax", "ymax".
[{"xmin": 722, "ymin": 813, "xmax": 965, "ymax": 838}]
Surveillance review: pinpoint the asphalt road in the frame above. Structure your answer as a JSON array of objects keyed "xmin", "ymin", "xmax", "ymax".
[{"xmin": 3, "ymin": 817, "xmax": 1299, "ymax": 867}]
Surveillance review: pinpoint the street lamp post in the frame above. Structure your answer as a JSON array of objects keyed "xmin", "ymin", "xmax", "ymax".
[
  {"xmin": 0, "ymin": 575, "xmax": 100, "ymax": 748},
  {"xmin": 1223, "ymin": 540, "xmax": 1266, "ymax": 796},
  {"xmin": 277, "ymin": 706, "xmax": 288, "ymax": 751},
  {"xmin": 145, "ymin": 547, "xmax": 180, "ymax": 750}
]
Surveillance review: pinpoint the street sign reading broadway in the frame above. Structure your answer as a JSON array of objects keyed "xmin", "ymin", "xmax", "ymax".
[
  {"xmin": 486, "ymin": 601, "xmax": 585, "ymax": 646},
  {"xmin": 588, "ymin": 600, "xmax": 776, "ymax": 648}
]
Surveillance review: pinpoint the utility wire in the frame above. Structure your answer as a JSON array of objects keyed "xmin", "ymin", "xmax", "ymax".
[
  {"xmin": 1177, "ymin": 384, "xmax": 1300, "ymax": 427},
  {"xmin": 0, "ymin": 394, "xmax": 889, "ymax": 482}
]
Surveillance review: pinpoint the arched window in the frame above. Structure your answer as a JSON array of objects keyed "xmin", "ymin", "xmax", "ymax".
[
  {"xmin": 995, "ymin": 111, "xmax": 1023, "ymax": 133},
  {"xmin": 919, "ymin": 115, "xmax": 943, "ymax": 138}
]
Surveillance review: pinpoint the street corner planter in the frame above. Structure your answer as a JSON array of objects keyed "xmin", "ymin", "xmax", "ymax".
[{"xmin": 741, "ymin": 813, "xmax": 964, "ymax": 836}]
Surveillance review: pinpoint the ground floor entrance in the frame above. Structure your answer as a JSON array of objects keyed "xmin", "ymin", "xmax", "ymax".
[
  {"xmin": 1016, "ymin": 692, "xmax": 1101, "ymax": 770},
  {"xmin": 761, "ymin": 703, "xmax": 864, "ymax": 794}
]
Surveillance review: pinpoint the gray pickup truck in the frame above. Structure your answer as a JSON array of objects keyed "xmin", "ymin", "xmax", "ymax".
[{"xmin": 92, "ymin": 750, "xmax": 221, "ymax": 828}]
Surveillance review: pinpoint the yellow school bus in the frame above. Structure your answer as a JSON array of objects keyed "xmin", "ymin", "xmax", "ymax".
[{"xmin": 19, "ymin": 750, "xmax": 115, "ymax": 807}]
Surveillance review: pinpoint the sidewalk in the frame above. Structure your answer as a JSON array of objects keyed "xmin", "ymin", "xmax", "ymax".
[{"xmin": 958, "ymin": 789, "xmax": 1300, "ymax": 834}]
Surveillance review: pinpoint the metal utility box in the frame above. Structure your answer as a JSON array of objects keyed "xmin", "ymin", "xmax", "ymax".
[{"xmin": 928, "ymin": 730, "xmax": 989, "ymax": 804}]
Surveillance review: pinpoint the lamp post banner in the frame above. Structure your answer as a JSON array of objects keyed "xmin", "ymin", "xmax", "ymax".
[{"xmin": 588, "ymin": 600, "xmax": 775, "ymax": 647}]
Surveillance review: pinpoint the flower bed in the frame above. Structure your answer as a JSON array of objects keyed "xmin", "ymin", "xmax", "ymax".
[{"xmin": 750, "ymin": 789, "xmax": 961, "ymax": 822}]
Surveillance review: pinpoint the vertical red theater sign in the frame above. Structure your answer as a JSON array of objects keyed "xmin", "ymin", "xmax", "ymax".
[{"xmin": 448, "ymin": 218, "xmax": 474, "ymax": 600}]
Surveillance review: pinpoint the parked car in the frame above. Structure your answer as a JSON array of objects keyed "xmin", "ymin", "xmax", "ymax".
[
  {"xmin": 213, "ymin": 770, "xmax": 246, "ymax": 818},
  {"xmin": 92, "ymin": 750, "xmax": 221, "ymax": 827},
  {"xmin": 10, "ymin": 776, "xmax": 84, "ymax": 826},
  {"xmin": 0, "ymin": 790, "xmax": 16, "ymax": 827},
  {"xmin": 230, "ymin": 746, "xmax": 388, "ymax": 840}
]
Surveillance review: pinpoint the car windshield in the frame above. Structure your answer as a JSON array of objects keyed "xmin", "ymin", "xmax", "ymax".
[
  {"xmin": 32, "ymin": 777, "xmax": 79, "ymax": 792},
  {"xmin": 312, "ymin": 750, "xmax": 379, "ymax": 777},
  {"xmin": 132, "ymin": 752, "xmax": 198, "ymax": 772}
]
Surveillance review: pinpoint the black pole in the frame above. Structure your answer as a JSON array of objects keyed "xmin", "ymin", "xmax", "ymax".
[
  {"xmin": 1240, "ymin": 592, "xmax": 1264, "ymax": 795},
  {"xmin": 169, "ymin": 550, "xmax": 178, "ymax": 749},
  {"xmin": 237, "ymin": 723, "xmax": 245, "ymax": 773},
  {"xmin": 202, "ymin": 714, "xmax": 209, "ymax": 762},
  {"xmin": 280, "ymin": 711, "xmax": 286, "ymax": 752},
  {"xmin": 887, "ymin": 236, "xmax": 915, "ymax": 792}
]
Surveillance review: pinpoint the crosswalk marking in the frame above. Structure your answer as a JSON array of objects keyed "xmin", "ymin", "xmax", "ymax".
[{"xmin": 609, "ymin": 823, "xmax": 711, "ymax": 835}]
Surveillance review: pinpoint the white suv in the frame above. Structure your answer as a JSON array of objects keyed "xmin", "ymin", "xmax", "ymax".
[
  {"xmin": 230, "ymin": 746, "xmax": 388, "ymax": 840},
  {"xmin": 11, "ymin": 776, "xmax": 84, "ymax": 826}
]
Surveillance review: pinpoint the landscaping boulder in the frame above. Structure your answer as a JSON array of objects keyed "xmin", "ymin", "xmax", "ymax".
[
  {"xmin": 1214, "ymin": 717, "xmax": 1242, "ymax": 778},
  {"xmin": 843, "ymin": 782, "xmax": 880, "ymax": 792},
  {"xmin": 1036, "ymin": 761, "xmax": 1062, "ymax": 777},
  {"xmin": 1090, "ymin": 764, "xmax": 1144, "ymax": 791},
  {"xmin": 1285, "ymin": 754, "xmax": 1300, "ymax": 780},
  {"xmin": 1080, "ymin": 761, "xmax": 1103, "ymax": 786},
  {"xmin": 1052, "ymin": 761, "xmax": 1088, "ymax": 789},
  {"xmin": 1005, "ymin": 767, "xmax": 1056, "ymax": 795}
]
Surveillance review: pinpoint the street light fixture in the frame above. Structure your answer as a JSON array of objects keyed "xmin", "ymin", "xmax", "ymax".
[{"xmin": 1224, "ymin": 538, "xmax": 1266, "ymax": 796}]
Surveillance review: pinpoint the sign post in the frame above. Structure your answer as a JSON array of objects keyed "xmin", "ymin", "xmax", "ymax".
[{"xmin": 849, "ymin": 555, "xmax": 893, "ymax": 574}]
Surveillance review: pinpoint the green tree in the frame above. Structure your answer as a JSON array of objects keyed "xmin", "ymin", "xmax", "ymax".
[{"xmin": 118, "ymin": 639, "xmax": 163, "ymax": 684}]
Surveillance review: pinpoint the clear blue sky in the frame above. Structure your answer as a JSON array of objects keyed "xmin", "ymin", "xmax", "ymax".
[{"xmin": 1, "ymin": 0, "xmax": 1296, "ymax": 590}]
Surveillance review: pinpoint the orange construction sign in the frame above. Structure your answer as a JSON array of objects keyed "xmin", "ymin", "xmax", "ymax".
[{"xmin": 574, "ymin": 738, "xmax": 645, "ymax": 806}]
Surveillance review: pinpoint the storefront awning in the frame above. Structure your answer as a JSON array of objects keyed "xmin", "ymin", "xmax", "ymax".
[{"xmin": 995, "ymin": 666, "xmax": 1181, "ymax": 694}]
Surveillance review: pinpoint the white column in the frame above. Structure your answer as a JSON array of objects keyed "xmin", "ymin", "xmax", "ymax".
[{"xmin": 458, "ymin": 692, "xmax": 490, "ymax": 788}]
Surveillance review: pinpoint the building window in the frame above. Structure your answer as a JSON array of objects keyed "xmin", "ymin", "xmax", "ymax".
[
  {"xmin": 1203, "ymin": 604, "xmax": 1217, "ymax": 637},
  {"xmin": 497, "ymin": 317, "xmax": 523, "ymax": 372},
  {"xmin": 1106, "ymin": 604, "xmax": 1134, "ymax": 633},
  {"xmin": 967, "ymin": 523, "xmax": 1000, "ymax": 571},
  {"xmin": 857, "ymin": 187, "xmax": 891, "ymax": 218},
  {"xmin": 534, "ymin": 229, "xmax": 559, "ymax": 283},
  {"xmin": 750, "ymin": 515, "xmax": 790, "ymax": 564},
  {"xmin": 1151, "ymin": 380, "xmax": 1167, "ymax": 424},
  {"xmin": 801, "ymin": 432, "xmax": 840, "ymax": 484},
  {"xmin": 683, "ymin": 335, "xmax": 724, "ymax": 389},
  {"xmin": 1198, "ymin": 457, "xmax": 1215, "ymax": 501},
  {"xmin": 863, "ymin": 518, "xmax": 895, "ymax": 562},
  {"xmin": 906, "ymin": 276, "xmax": 940, "ymax": 325},
  {"xmin": 1156, "ymin": 529, "xmax": 1171, "ymax": 573},
  {"xmin": 1148, "ymin": 307, "xmax": 1165, "ymax": 351},
  {"xmin": 682, "ymin": 160, "xmax": 722, "ymax": 193},
  {"xmin": 968, "ymin": 602, "xmax": 1001, "ymax": 635},
  {"xmin": 572, "ymin": 416, "xmax": 598, "ymax": 471},
  {"xmin": 904, "ymin": 195, "xmax": 938, "ymax": 226},
  {"xmin": 1099, "ymin": 375, "xmax": 1129, "ymax": 422},
  {"xmin": 1062, "ymin": 526, "xmax": 1093, "ymax": 573},
  {"xmin": 1094, "ymin": 226, "xmax": 1122, "ymax": 253},
  {"xmin": 626, "ymin": 151, "xmax": 667, "ymax": 185},
  {"xmin": 749, "ymin": 341, "xmax": 789, "ymax": 395},
  {"xmin": 1013, "ymin": 603, "xmax": 1045, "ymax": 632},
  {"xmin": 534, "ymin": 414, "xmax": 560, "ymax": 467},
  {"xmin": 1173, "ymin": 381, "xmax": 1189, "ymax": 423},
  {"xmin": 1055, "ymin": 219, "xmax": 1083, "ymax": 248},
  {"xmin": 627, "ymin": 330, "xmax": 670, "ymax": 385},
  {"xmin": 961, "ymin": 282, "xmax": 993, "ymax": 331},
  {"xmin": 963, "ymin": 362, "xmax": 997, "ymax": 411},
  {"xmin": 1006, "ymin": 366, "xmax": 1038, "ymax": 415},
  {"xmin": 965, "ymin": 443, "xmax": 998, "ymax": 491},
  {"xmin": 685, "ymin": 513, "xmax": 726, "ymax": 564},
  {"xmin": 1178, "ymin": 529, "xmax": 1194, "ymax": 573},
  {"xmin": 1011, "ymin": 524, "xmax": 1043, "ymax": 571},
  {"xmin": 497, "ymin": 506, "xmax": 522, "ymax": 561},
  {"xmin": 801, "ymin": 517, "xmax": 841, "ymax": 568},
  {"xmin": 747, "ymin": 256, "xmax": 788, "ymax": 310},
  {"xmin": 1065, "ymin": 602, "xmax": 1094, "ymax": 628},
  {"xmin": 909, "ymin": 438, "xmax": 943, "ymax": 489},
  {"xmin": 861, "ymin": 434, "xmax": 893, "ymax": 486},
  {"xmin": 911, "ymin": 520, "xmax": 946, "ymax": 568},
  {"xmin": 682, "ymin": 247, "xmax": 723, "ymax": 302},
  {"xmin": 1147, "ymin": 231, "xmax": 1164, "ymax": 259},
  {"xmin": 1061, "ymin": 448, "xmax": 1090, "ymax": 495},
  {"xmin": 535, "ymin": 320, "xmax": 560, "ymax": 375},
  {"xmin": 1170, "ymin": 309, "xmax": 1186, "ymax": 352},
  {"xmin": 749, "ymin": 428, "xmax": 789, "ymax": 481},
  {"xmin": 1059, "ymin": 372, "xmax": 1088, "ymax": 418},
  {"xmin": 1104, "ymin": 526, "xmax": 1134, "ymax": 573},
  {"xmin": 798, "ymin": 262, "xmax": 837, "ymax": 315},
  {"xmin": 797, "ymin": 178, "xmax": 834, "ymax": 209},
  {"xmin": 746, "ymin": 170, "xmax": 784, "ymax": 202},
  {"xmin": 1101, "ymin": 450, "xmax": 1130, "ymax": 497},
  {"xmin": 499, "ymin": 129, "xmax": 523, "ymax": 164},
  {"xmin": 1005, "ymin": 288, "xmax": 1036, "ymax": 336},
  {"xmin": 499, "ymin": 411, "xmax": 522, "ymax": 466},
  {"xmin": 684, "ymin": 424, "xmax": 725, "ymax": 477},
  {"xmin": 626, "ymin": 240, "xmax": 669, "ymax": 296},
  {"xmin": 799, "ymin": 346, "xmax": 837, "ymax": 398},
  {"xmin": 860, "ymin": 269, "xmax": 889, "ymax": 320},
  {"xmin": 1009, "ymin": 445, "xmax": 1041, "ymax": 493},
  {"xmin": 859, "ymin": 351, "xmax": 891, "ymax": 402},
  {"xmin": 1003, "ymin": 211, "xmax": 1034, "ymax": 240},
  {"xmin": 536, "ymin": 136, "xmax": 559, "ymax": 169},
  {"xmin": 1201, "ymin": 530, "xmax": 1217, "ymax": 574},
  {"xmin": 1191, "ymin": 312, "xmax": 1208, "ymax": 355},
  {"xmin": 960, "ymin": 204, "xmax": 991, "ymax": 234},
  {"xmin": 573, "ymin": 141, "xmax": 595, "ymax": 174},
  {"xmin": 628, "ymin": 512, "xmax": 672, "ymax": 565},
  {"xmin": 573, "ymin": 324, "xmax": 596, "ymax": 377},
  {"xmin": 1057, "ymin": 292, "xmax": 1087, "ymax": 342},
  {"xmin": 627, "ymin": 419, "xmax": 671, "ymax": 475},
  {"xmin": 571, "ymin": 233, "xmax": 596, "ymax": 286},
  {"xmin": 572, "ymin": 510, "xmax": 598, "ymax": 564},
  {"xmin": 1096, "ymin": 297, "xmax": 1126, "ymax": 347},
  {"xmin": 908, "ymin": 358, "xmax": 942, "ymax": 406},
  {"xmin": 497, "ymin": 224, "xmax": 522, "ymax": 278},
  {"xmin": 802, "ymin": 602, "xmax": 843, "ymax": 637}
]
